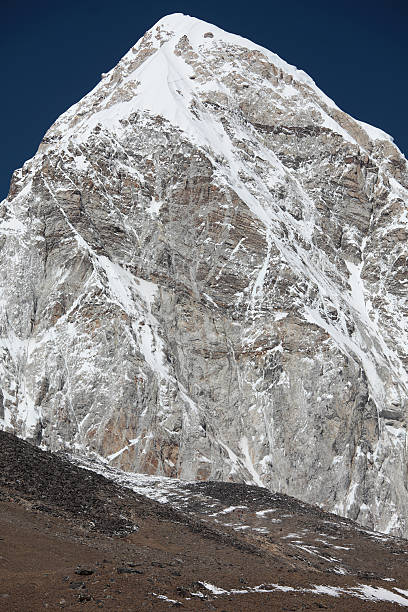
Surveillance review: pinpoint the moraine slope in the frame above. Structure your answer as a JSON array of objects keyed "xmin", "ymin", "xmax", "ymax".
[{"xmin": 3, "ymin": 431, "xmax": 408, "ymax": 610}]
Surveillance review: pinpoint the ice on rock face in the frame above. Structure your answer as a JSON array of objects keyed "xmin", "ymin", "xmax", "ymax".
[{"xmin": 1, "ymin": 13, "xmax": 408, "ymax": 537}]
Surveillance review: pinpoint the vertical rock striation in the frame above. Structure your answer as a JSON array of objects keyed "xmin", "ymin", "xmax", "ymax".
[{"xmin": 1, "ymin": 14, "xmax": 408, "ymax": 535}]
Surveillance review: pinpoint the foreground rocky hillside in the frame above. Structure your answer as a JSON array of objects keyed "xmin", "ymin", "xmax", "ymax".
[
  {"xmin": 1, "ymin": 13, "xmax": 408, "ymax": 535},
  {"xmin": 2, "ymin": 431, "xmax": 408, "ymax": 610}
]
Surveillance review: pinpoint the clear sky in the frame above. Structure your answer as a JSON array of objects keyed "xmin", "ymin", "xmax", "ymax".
[{"xmin": 1, "ymin": 0, "xmax": 407, "ymax": 200}]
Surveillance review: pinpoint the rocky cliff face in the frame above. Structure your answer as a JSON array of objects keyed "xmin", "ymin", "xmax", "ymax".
[{"xmin": 1, "ymin": 13, "xmax": 408, "ymax": 536}]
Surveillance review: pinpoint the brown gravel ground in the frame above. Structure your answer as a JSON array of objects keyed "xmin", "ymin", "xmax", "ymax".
[{"xmin": 1, "ymin": 432, "xmax": 408, "ymax": 611}]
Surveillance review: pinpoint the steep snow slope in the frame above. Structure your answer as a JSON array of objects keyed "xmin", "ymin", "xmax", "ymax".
[{"xmin": 1, "ymin": 14, "xmax": 408, "ymax": 536}]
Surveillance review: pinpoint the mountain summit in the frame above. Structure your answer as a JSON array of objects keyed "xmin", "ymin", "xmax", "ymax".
[{"xmin": 1, "ymin": 14, "xmax": 408, "ymax": 536}]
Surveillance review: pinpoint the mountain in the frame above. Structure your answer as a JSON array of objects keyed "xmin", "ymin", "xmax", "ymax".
[
  {"xmin": 3, "ymin": 430, "xmax": 408, "ymax": 610},
  {"xmin": 1, "ymin": 13, "xmax": 408, "ymax": 537}
]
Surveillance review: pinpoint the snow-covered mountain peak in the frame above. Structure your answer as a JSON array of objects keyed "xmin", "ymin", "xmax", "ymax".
[
  {"xmin": 119, "ymin": 12, "xmax": 316, "ymax": 83},
  {"xmin": 36, "ymin": 12, "xmax": 396, "ymax": 162},
  {"xmin": 1, "ymin": 15, "xmax": 408, "ymax": 538}
]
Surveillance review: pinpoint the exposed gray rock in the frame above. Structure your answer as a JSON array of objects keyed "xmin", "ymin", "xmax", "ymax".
[{"xmin": 1, "ymin": 13, "xmax": 408, "ymax": 536}]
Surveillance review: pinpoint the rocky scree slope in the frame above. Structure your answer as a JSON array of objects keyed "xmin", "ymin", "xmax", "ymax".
[
  {"xmin": 3, "ymin": 431, "xmax": 408, "ymax": 611},
  {"xmin": 1, "ymin": 14, "xmax": 408, "ymax": 536}
]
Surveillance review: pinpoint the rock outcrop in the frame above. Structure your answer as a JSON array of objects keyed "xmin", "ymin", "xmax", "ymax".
[{"xmin": 1, "ymin": 14, "xmax": 408, "ymax": 535}]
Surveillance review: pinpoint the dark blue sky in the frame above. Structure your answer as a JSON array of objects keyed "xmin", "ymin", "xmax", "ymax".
[{"xmin": 2, "ymin": 0, "xmax": 407, "ymax": 200}]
